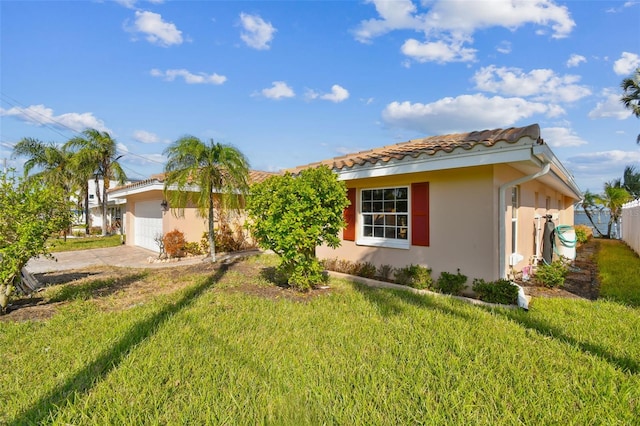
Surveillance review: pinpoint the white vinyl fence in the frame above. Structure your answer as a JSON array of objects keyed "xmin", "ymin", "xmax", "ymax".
[{"xmin": 621, "ymin": 200, "xmax": 640, "ymax": 255}]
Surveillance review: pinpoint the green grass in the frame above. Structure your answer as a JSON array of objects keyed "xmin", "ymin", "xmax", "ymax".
[
  {"xmin": 597, "ymin": 239, "xmax": 640, "ymax": 307},
  {"xmin": 49, "ymin": 234, "xmax": 123, "ymax": 252},
  {"xmin": 1, "ymin": 254, "xmax": 639, "ymax": 424}
]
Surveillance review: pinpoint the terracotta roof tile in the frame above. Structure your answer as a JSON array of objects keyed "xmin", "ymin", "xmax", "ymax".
[
  {"xmin": 286, "ymin": 124, "xmax": 541, "ymax": 174},
  {"xmin": 109, "ymin": 169, "xmax": 278, "ymax": 193}
]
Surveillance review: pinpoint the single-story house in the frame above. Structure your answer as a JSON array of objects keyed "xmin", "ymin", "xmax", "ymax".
[
  {"xmin": 109, "ymin": 171, "xmax": 276, "ymax": 252},
  {"xmin": 287, "ymin": 123, "xmax": 582, "ymax": 282}
]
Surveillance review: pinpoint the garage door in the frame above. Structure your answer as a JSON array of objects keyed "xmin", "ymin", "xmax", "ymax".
[{"xmin": 134, "ymin": 201, "xmax": 163, "ymax": 252}]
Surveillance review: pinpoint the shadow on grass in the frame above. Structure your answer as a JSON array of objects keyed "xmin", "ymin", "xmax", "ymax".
[
  {"xmin": 352, "ymin": 282, "xmax": 478, "ymax": 322},
  {"xmin": 354, "ymin": 281, "xmax": 639, "ymax": 374},
  {"xmin": 491, "ymin": 308, "xmax": 639, "ymax": 375},
  {"xmin": 12, "ymin": 261, "xmax": 234, "ymax": 425},
  {"xmin": 48, "ymin": 272, "xmax": 148, "ymax": 302}
]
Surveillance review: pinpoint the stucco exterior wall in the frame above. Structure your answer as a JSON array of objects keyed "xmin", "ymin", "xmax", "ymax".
[
  {"xmin": 317, "ymin": 165, "xmax": 498, "ymax": 281},
  {"xmin": 319, "ymin": 163, "xmax": 578, "ymax": 283},
  {"xmin": 121, "ymin": 190, "xmax": 207, "ymax": 247},
  {"xmin": 495, "ymin": 165, "xmax": 576, "ymax": 275},
  {"xmin": 163, "ymin": 206, "xmax": 208, "ymax": 244}
]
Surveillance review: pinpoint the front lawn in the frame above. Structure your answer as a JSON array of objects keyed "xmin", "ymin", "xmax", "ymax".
[
  {"xmin": 49, "ymin": 234, "xmax": 123, "ymax": 252},
  {"xmin": 597, "ymin": 239, "xmax": 640, "ymax": 307},
  {"xmin": 1, "ymin": 254, "xmax": 638, "ymax": 424}
]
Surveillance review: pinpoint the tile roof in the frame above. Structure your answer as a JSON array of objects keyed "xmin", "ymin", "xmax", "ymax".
[
  {"xmin": 286, "ymin": 124, "xmax": 542, "ymax": 174},
  {"xmin": 109, "ymin": 169, "xmax": 279, "ymax": 193}
]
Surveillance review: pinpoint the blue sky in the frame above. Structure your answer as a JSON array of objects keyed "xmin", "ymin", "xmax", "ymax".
[{"xmin": 1, "ymin": 0, "xmax": 639, "ymax": 193}]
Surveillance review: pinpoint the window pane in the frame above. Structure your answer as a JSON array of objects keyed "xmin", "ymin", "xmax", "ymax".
[
  {"xmin": 373, "ymin": 202, "xmax": 383, "ymax": 212},
  {"xmin": 385, "ymin": 227, "xmax": 396, "ymax": 238},
  {"xmin": 374, "ymin": 214, "xmax": 384, "ymax": 225},
  {"xmin": 364, "ymin": 215, "xmax": 372, "ymax": 225},
  {"xmin": 373, "ymin": 189, "xmax": 384, "ymax": 200},
  {"xmin": 384, "ymin": 201, "xmax": 395, "ymax": 212},
  {"xmin": 398, "ymin": 228, "xmax": 408, "ymax": 239},
  {"xmin": 397, "ymin": 188, "xmax": 408, "ymax": 200},
  {"xmin": 374, "ymin": 227, "xmax": 384, "ymax": 237},
  {"xmin": 384, "ymin": 189, "xmax": 396, "ymax": 200},
  {"xmin": 364, "ymin": 226, "xmax": 373, "ymax": 237},
  {"xmin": 362, "ymin": 201, "xmax": 372, "ymax": 213},
  {"xmin": 397, "ymin": 215, "xmax": 408, "ymax": 226},
  {"xmin": 385, "ymin": 215, "xmax": 396, "ymax": 226},
  {"xmin": 363, "ymin": 190, "xmax": 372, "ymax": 201},
  {"xmin": 397, "ymin": 201, "xmax": 408, "ymax": 212}
]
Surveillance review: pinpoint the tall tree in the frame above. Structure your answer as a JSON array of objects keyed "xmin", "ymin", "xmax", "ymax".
[
  {"xmin": 1, "ymin": 171, "xmax": 71, "ymax": 313},
  {"xmin": 620, "ymin": 67, "xmax": 640, "ymax": 143},
  {"xmin": 597, "ymin": 182, "xmax": 632, "ymax": 238},
  {"xmin": 611, "ymin": 165, "xmax": 640, "ymax": 200},
  {"xmin": 579, "ymin": 189, "xmax": 606, "ymax": 237},
  {"xmin": 11, "ymin": 138, "xmax": 76, "ymax": 239},
  {"xmin": 163, "ymin": 136, "xmax": 250, "ymax": 262},
  {"xmin": 66, "ymin": 129, "xmax": 127, "ymax": 236}
]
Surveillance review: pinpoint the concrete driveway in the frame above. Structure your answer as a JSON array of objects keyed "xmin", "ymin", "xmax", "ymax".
[{"xmin": 26, "ymin": 246, "xmax": 207, "ymax": 274}]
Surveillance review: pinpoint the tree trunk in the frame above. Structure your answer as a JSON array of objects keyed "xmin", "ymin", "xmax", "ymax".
[
  {"xmin": 102, "ymin": 174, "xmax": 109, "ymax": 237},
  {"xmin": 208, "ymin": 195, "xmax": 216, "ymax": 262},
  {"xmin": 583, "ymin": 208, "xmax": 605, "ymax": 237},
  {"xmin": 84, "ymin": 183, "xmax": 90, "ymax": 235}
]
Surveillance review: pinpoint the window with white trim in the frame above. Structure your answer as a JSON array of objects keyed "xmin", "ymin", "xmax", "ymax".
[{"xmin": 360, "ymin": 187, "xmax": 409, "ymax": 247}]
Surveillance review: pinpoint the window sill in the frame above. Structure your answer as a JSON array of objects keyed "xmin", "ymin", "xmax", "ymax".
[{"xmin": 356, "ymin": 238, "xmax": 410, "ymax": 250}]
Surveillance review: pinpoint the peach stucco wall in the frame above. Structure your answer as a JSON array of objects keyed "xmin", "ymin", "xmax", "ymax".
[
  {"xmin": 318, "ymin": 164, "xmax": 577, "ymax": 283},
  {"xmin": 317, "ymin": 166, "xmax": 498, "ymax": 281},
  {"xmin": 123, "ymin": 190, "xmax": 207, "ymax": 247}
]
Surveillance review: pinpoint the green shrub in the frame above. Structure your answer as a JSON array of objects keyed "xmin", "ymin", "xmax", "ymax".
[
  {"xmin": 376, "ymin": 264, "xmax": 394, "ymax": 281},
  {"xmin": 354, "ymin": 261, "xmax": 377, "ymax": 279},
  {"xmin": 89, "ymin": 226, "xmax": 102, "ymax": 235},
  {"xmin": 436, "ymin": 269, "xmax": 468, "ymax": 295},
  {"xmin": 574, "ymin": 224, "xmax": 591, "ymax": 244},
  {"xmin": 472, "ymin": 278, "xmax": 519, "ymax": 305},
  {"xmin": 394, "ymin": 264, "xmax": 433, "ymax": 289},
  {"xmin": 536, "ymin": 261, "xmax": 568, "ymax": 288},
  {"xmin": 183, "ymin": 241, "xmax": 203, "ymax": 256}
]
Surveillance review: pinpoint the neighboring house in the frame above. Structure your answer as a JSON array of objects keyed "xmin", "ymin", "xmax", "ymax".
[
  {"xmin": 71, "ymin": 178, "xmax": 134, "ymax": 232},
  {"xmin": 109, "ymin": 171, "xmax": 276, "ymax": 252},
  {"xmin": 287, "ymin": 124, "xmax": 582, "ymax": 282}
]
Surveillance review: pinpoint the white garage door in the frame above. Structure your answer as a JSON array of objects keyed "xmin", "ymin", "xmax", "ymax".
[{"xmin": 134, "ymin": 201, "xmax": 163, "ymax": 252}]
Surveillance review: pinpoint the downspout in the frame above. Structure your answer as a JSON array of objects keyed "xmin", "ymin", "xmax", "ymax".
[{"xmin": 498, "ymin": 160, "xmax": 551, "ymax": 309}]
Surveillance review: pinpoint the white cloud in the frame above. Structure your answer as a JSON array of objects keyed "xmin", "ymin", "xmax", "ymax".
[
  {"xmin": 472, "ymin": 65, "xmax": 591, "ymax": 103},
  {"xmin": 588, "ymin": 88, "xmax": 632, "ymax": 120},
  {"xmin": 239, "ymin": 13, "xmax": 276, "ymax": 50},
  {"xmin": 541, "ymin": 127, "xmax": 588, "ymax": 147},
  {"xmin": 381, "ymin": 94, "xmax": 553, "ymax": 134},
  {"xmin": 0, "ymin": 104, "xmax": 110, "ymax": 132},
  {"xmin": 150, "ymin": 68, "xmax": 226, "ymax": 84},
  {"xmin": 354, "ymin": 0, "xmax": 576, "ymax": 60},
  {"xmin": 259, "ymin": 81, "xmax": 295, "ymax": 100},
  {"xmin": 566, "ymin": 54, "xmax": 586, "ymax": 68},
  {"xmin": 496, "ymin": 41, "xmax": 512, "ymax": 54},
  {"xmin": 132, "ymin": 10, "xmax": 183, "ymax": 47},
  {"xmin": 566, "ymin": 150, "xmax": 640, "ymax": 174},
  {"xmin": 307, "ymin": 85, "xmax": 350, "ymax": 103},
  {"xmin": 401, "ymin": 38, "xmax": 477, "ymax": 63},
  {"xmin": 115, "ymin": 0, "xmax": 137, "ymax": 8},
  {"xmin": 133, "ymin": 130, "xmax": 159, "ymax": 144},
  {"xmin": 613, "ymin": 52, "xmax": 640, "ymax": 75}
]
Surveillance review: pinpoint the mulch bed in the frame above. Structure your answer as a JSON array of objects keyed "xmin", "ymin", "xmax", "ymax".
[{"xmin": 519, "ymin": 238, "xmax": 600, "ymax": 300}]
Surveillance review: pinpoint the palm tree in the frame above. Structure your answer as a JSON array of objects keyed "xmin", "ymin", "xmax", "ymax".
[
  {"xmin": 163, "ymin": 136, "xmax": 250, "ymax": 262},
  {"xmin": 66, "ymin": 129, "xmax": 127, "ymax": 236},
  {"xmin": 597, "ymin": 182, "xmax": 632, "ymax": 238},
  {"xmin": 11, "ymin": 138, "xmax": 75, "ymax": 239},
  {"xmin": 579, "ymin": 190, "xmax": 605, "ymax": 237},
  {"xmin": 614, "ymin": 165, "xmax": 640, "ymax": 200},
  {"xmin": 620, "ymin": 67, "xmax": 640, "ymax": 143}
]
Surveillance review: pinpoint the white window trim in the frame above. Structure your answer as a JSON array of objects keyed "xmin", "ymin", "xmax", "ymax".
[{"xmin": 356, "ymin": 186, "xmax": 411, "ymax": 250}]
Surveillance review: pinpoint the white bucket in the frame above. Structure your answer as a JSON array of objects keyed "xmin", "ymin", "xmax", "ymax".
[{"xmin": 555, "ymin": 228, "xmax": 576, "ymax": 260}]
